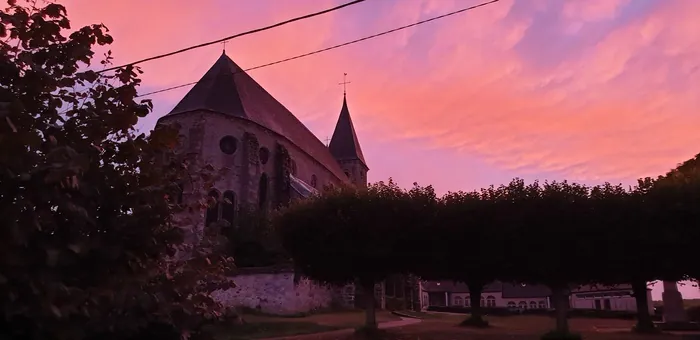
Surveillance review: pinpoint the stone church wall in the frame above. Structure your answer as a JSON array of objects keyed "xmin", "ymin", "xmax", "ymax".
[
  {"xmin": 158, "ymin": 111, "xmax": 344, "ymax": 208},
  {"xmin": 211, "ymin": 266, "xmax": 334, "ymax": 315}
]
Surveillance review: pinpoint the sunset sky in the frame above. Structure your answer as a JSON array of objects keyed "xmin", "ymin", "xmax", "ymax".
[{"xmin": 63, "ymin": 0, "xmax": 700, "ymax": 299}]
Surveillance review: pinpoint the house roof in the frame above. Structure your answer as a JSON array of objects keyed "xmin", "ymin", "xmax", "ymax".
[
  {"xmin": 329, "ymin": 94, "xmax": 367, "ymax": 168},
  {"xmin": 166, "ymin": 53, "xmax": 348, "ymax": 182},
  {"xmin": 501, "ymin": 283, "xmax": 552, "ymax": 298},
  {"xmin": 571, "ymin": 284, "xmax": 634, "ymax": 293},
  {"xmin": 421, "ymin": 281, "xmax": 502, "ymax": 293}
]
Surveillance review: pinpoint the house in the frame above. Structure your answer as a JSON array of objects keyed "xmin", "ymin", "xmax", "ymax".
[
  {"xmin": 420, "ymin": 281, "xmax": 653, "ymax": 313},
  {"xmin": 569, "ymin": 284, "xmax": 653, "ymax": 314},
  {"xmin": 419, "ymin": 281, "xmax": 550, "ymax": 310}
]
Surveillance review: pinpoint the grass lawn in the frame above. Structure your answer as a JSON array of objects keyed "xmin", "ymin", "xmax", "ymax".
[
  {"xmin": 302, "ymin": 314, "xmax": 693, "ymax": 340},
  {"xmin": 207, "ymin": 309, "xmax": 402, "ymax": 339}
]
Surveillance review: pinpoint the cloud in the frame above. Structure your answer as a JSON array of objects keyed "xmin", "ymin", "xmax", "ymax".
[{"xmin": 60, "ymin": 0, "xmax": 700, "ymax": 187}]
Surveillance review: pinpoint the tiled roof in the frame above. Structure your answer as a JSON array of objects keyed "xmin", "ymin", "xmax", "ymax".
[
  {"xmin": 328, "ymin": 95, "xmax": 367, "ymax": 168},
  {"xmin": 421, "ymin": 281, "xmax": 502, "ymax": 293},
  {"xmin": 166, "ymin": 53, "xmax": 348, "ymax": 182},
  {"xmin": 501, "ymin": 283, "xmax": 552, "ymax": 298},
  {"xmin": 571, "ymin": 284, "xmax": 634, "ymax": 293}
]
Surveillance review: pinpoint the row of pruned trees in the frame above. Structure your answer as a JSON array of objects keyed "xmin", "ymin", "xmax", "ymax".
[{"xmin": 275, "ymin": 166, "xmax": 700, "ymax": 337}]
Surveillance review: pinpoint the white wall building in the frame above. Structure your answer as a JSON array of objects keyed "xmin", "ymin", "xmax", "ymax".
[{"xmin": 420, "ymin": 281, "xmax": 653, "ymax": 314}]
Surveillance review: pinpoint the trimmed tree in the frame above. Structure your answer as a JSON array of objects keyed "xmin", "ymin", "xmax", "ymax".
[
  {"xmin": 275, "ymin": 180, "xmax": 413, "ymax": 332},
  {"xmin": 427, "ymin": 187, "xmax": 505, "ymax": 327},
  {"xmin": 502, "ymin": 179, "xmax": 594, "ymax": 339}
]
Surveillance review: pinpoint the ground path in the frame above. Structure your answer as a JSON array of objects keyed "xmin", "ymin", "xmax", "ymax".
[{"xmin": 261, "ymin": 316, "xmax": 421, "ymax": 340}]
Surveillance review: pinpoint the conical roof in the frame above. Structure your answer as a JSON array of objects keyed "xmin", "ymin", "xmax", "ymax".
[
  {"xmin": 167, "ymin": 53, "xmax": 348, "ymax": 181},
  {"xmin": 329, "ymin": 94, "xmax": 367, "ymax": 167}
]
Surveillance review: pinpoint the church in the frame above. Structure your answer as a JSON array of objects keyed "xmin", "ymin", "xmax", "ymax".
[{"xmin": 156, "ymin": 52, "xmax": 376, "ymax": 314}]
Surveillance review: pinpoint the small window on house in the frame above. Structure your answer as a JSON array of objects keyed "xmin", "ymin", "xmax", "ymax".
[
  {"xmin": 530, "ymin": 301, "xmax": 537, "ymax": 309},
  {"xmin": 219, "ymin": 136, "xmax": 238, "ymax": 155},
  {"xmin": 518, "ymin": 301, "xmax": 527, "ymax": 309},
  {"xmin": 205, "ymin": 190, "xmax": 220, "ymax": 227},
  {"xmin": 486, "ymin": 296, "xmax": 496, "ymax": 307},
  {"xmin": 538, "ymin": 301, "xmax": 546, "ymax": 309},
  {"xmin": 464, "ymin": 297, "xmax": 470, "ymax": 307},
  {"xmin": 454, "ymin": 296, "xmax": 463, "ymax": 306},
  {"xmin": 311, "ymin": 174, "xmax": 318, "ymax": 188},
  {"xmin": 259, "ymin": 147, "xmax": 270, "ymax": 164},
  {"xmin": 258, "ymin": 173, "xmax": 268, "ymax": 209},
  {"xmin": 507, "ymin": 301, "xmax": 516, "ymax": 309}
]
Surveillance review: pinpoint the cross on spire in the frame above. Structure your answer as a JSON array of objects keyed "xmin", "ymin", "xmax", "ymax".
[
  {"xmin": 324, "ymin": 136, "xmax": 331, "ymax": 147},
  {"xmin": 338, "ymin": 73, "xmax": 351, "ymax": 96},
  {"xmin": 222, "ymin": 40, "xmax": 229, "ymax": 54}
]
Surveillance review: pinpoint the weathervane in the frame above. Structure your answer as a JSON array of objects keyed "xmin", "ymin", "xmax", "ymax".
[{"xmin": 338, "ymin": 72, "xmax": 351, "ymax": 95}]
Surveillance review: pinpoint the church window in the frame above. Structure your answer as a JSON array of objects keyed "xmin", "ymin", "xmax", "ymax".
[
  {"xmin": 259, "ymin": 147, "xmax": 270, "ymax": 164},
  {"xmin": 219, "ymin": 135, "xmax": 238, "ymax": 155},
  {"xmin": 290, "ymin": 160, "xmax": 298, "ymax": 175},
  {"xmin": 205, "ymin": 190, "xmax": 220, "ymax": 227},
  {"xmin": 310, "ymin": 174, "xmax": 318, "ymax": 188},
  {"xmin": 258, "ymin": 173, "xmax": 269, "ymax": 209},
  {"xmin": 222, "ymin": 191, "xmax": 236, "ymax": 227}
]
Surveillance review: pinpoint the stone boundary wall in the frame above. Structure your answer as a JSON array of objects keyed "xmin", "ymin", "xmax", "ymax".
[{"xmin": 211, "ymin": 265, "xmax": 335, "ymax": 315}]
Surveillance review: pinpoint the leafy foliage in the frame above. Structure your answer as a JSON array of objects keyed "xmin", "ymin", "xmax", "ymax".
[{"xmin": 0, "ymin": 2, "xmax": 233, "ymax": 338}]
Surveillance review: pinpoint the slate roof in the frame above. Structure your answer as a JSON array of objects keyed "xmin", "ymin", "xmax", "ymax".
[
  {"xmin": 421, "ymin": 281, "xmax": 503, "ymax": 293},
  {"xmin": 166, "ymin": 53, "xmax": 348, "ymax": 182},
  {"xmin": 421, "ymin": 281, "xmax": 552, "ymax": 298},
  {"xmin": 328, "ymin": 95, "xmax": 367, "ymax": 168},
  {"xmin": 501, "ymin": 283, "xmax": 552, "ymax": 298}
]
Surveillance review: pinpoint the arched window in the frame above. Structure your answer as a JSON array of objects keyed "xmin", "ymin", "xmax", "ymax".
[
  {"xmin": 205, "ymin": 190, "xmax": 220, "ymax": 227},
  {"xmin": 454, "ymin": 296, "xmax": 463, "ymax": 306},
  {"xmin": 530, "ymin": 301, "xmax": 537, "ymax": 309},
  {"xmin": 486, "ymin": 296, "xmax": 496, "ymax": 307},
  {"xmin": 258, "ymin": 173, "xmax": 268, "ymax": 209},
  {"xmin": 538, "ymin": 301, "xmax": 547, "ymax": 309},
  {"xmin": 222, "ymin": 191, "xmax": 236, "ymax": 227},
  {"xmin": 507, "ymin": 301, "xmax": 516, "ymax": 309},
  {"xmin": 518, "ymin": 301, "xmax": 527, "ymax": 309}
]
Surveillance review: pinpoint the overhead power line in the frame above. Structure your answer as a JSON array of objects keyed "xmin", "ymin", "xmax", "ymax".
[
  {"xmin": 97, "ymin": 0, "xmax": 367, "ymax": 73},
  {"xmin": 136, "ymin": 0, "xmax": 501, "ymax": 98}
]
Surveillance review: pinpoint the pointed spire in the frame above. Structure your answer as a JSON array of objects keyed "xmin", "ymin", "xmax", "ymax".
[{"xmin": 329, "ymin": 94, "xmax": 367, "ymax": 167}]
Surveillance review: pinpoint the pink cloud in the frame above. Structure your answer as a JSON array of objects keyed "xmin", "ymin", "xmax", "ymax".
[{"xmin": 60, "ymin": 0, "xmax": 700, "ymax": 188}]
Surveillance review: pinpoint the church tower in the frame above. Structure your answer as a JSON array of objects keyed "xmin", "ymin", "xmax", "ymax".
[{"xmin": 329, "ymin": 93, "xmax": 368, "ymax": 187}]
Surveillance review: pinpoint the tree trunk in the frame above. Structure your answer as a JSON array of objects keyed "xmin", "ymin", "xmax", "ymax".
[
  {"xmin": 551, "ymin": 286, "xmax": 570, "ymax": 333},
  {"xmin": 631, "ymin": 280, "xmax": 655, "ymax": 333},
  {"xmin": 469, "ymin": 284, "xmax": 484, "ymax": 322},
  {"xmin": 361, "ymin": 280, "xmax": 378, "ymax": 330}
]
